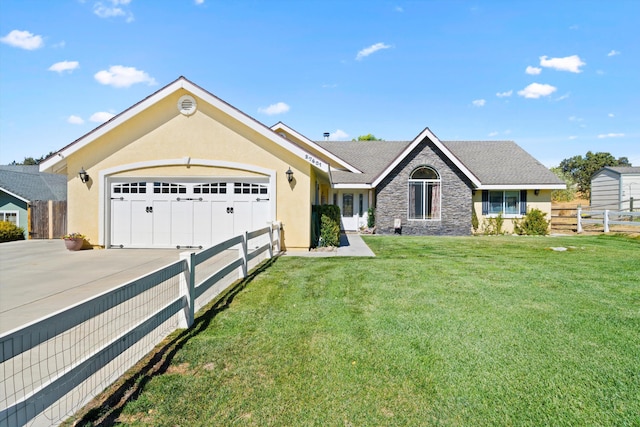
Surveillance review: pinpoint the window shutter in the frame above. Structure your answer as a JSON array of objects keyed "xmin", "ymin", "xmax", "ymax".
[
  {"xmin": 482, "ymin": 190, "xmax": 489, "ymax": 215},
  {"xmin": 520, "ymin": 190, "xmax": 527, "ymax": 215}
]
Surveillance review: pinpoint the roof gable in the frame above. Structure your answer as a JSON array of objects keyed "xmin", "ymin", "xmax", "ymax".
[
  {"xmin": 271, "ymin": 123, "xmax": 361, "ymax": 173},
  {"xmin": 371, "ymin": 128, "xmax": 481, "ymax": 188},
  {"xmin": 40, "ymin": 77, "xmax": 328, "ymax": 173}
]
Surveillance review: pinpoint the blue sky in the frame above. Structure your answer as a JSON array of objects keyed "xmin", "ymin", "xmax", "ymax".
[{"xmin": 1, "ymin": 0, "xmax": 638, "ymax": 168}]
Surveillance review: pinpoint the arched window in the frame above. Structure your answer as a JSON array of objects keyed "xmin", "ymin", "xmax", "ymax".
[{"xmin": 408, "ymin": 166, "xmax": 441, "ymax": 220}]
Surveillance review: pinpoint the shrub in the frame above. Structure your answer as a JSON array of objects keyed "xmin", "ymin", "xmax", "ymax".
[
  {"xmin": 367, "ymin": 207, "xmax": 375, "ymax": 228},
  {"xmin": 0, "ymin": 221, "xmax": 25, "ymax": 242},
  {"xmin": 482, "ymin": 214, "xmax": 504, "ymax": 235},
  {"xmin": 319, "ymin": 214, "xmax": 340, "ymax": 247},
  {"xmin": 513, "ymin": 208, "xmax": 550, "ymax": 235},
  {"xmin": 471, "ymin": 207, "xmax": 479, "ymax": 233}
]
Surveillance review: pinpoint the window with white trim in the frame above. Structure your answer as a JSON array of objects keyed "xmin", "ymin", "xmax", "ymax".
[
  {"xmin": 482, "ymin": 190, "xmax": 527, "ymax": 216},
  {"xmin": 0, "ymin": 211, "xmax": 19, "ymax": 226},
  {"xmin": 408, "ymin": 166, "xmax": 441, "ymax": 220}
]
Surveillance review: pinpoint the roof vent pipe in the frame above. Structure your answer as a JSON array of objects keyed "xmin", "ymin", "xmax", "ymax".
[{"xmin": 323, "ymin": 132, "xmax": 330, "ymax": 141}]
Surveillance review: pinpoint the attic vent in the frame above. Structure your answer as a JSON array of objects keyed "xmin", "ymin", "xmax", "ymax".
[{"xmin": 177, "ymin": 95, "xmax": 197, "ymax": 116}]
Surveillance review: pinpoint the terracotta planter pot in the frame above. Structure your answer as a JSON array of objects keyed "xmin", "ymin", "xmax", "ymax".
[{"xmin": 64, "ymin": 238, "xmax": 84, "ymax": 251}]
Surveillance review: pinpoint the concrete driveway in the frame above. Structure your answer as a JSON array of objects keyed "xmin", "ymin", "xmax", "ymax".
[{"xmin": 0, "ymin": 240, "xmax": 185, "ymax": 334}]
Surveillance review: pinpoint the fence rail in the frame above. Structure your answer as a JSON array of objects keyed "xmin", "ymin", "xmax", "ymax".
[
  {"xmin": 0, "ymin": 223, "xmax": 281, "ymax": 427},
  {"xmin": 577, "ymin": 208, "xmax": 640, "ymax": 233}
]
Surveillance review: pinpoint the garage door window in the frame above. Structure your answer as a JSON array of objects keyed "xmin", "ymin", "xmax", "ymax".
[
  {"xmin": 234, "ymin": 182, "xmax": 268, "ymax": 194},
  {"xmin": 194, "ymin": 182, "xmax": 227, "ymax": 194},
  {"xmin": 113, "ymin": 182, "xmax": 147, "ymax": 194},
  {"xmin": 154, "ymin": 182, "xmax": 186, "ymax": 194}
]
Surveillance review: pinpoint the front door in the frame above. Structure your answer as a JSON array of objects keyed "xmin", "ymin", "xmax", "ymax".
[{"xmin": 338, "ymin": 191, "xmax": 368, "ymax": 231}]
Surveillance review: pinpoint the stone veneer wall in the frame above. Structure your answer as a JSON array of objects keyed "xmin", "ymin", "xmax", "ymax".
[{"xmin": 375, "ymin": 140, "xmax": 473, "ymax": 236}]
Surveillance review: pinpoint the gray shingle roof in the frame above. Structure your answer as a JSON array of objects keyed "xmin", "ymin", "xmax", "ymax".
[
  {"xmin": 442, "ymin": 141, "xmax": 564, "ymax": 186},
  {"xmin": 0, "ymin": 165, "xmax": 67, "ymax": 201},
  {"xmin": 601, "ymin": 166, "xmax": 640, "ymax": 175},
  {"xmin": 316, "ymin": 139, "xmax": 563, "ymax": 187},
  {"xmin": 315, "ymin": 141, "xmax": 410, "ymax": 184}
]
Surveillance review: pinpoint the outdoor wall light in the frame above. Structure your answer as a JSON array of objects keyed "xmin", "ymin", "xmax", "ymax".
[
  {"xmin": 534, "ymin": 189, "xmax": 540, "ymax": 196},
  {"xmin": 78, "ymin": 167, "xmax": 90, "ymax": 183},
  {"xmin": 286, "ymin": 167, "xmax": 294, "ymax": 183}
]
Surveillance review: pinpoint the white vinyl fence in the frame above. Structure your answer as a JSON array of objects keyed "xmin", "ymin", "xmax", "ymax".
[
  {"xmin": 577, "ymin": 207, "xmax": 640, "ymax": 233},
  {"xmin": 0, "ymin": 223, "xmax": 281, "ymax": 427}
]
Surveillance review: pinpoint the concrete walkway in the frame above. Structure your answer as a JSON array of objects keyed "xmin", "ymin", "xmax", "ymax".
[
  {"xmin": 283, "ymin": 233, "xmax": 376, "ymax": 257},
  {"xmin": 0, "ymin": 234, "xmax": 375, "ymax": 333},
  {"xmin": 0, "ymin": 240, "xmax": 184, "ymax": 334}
]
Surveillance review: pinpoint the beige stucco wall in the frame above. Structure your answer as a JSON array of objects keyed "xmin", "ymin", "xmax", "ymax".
[
  {"xmin": 472, "ymin": 190, "xmax": 553, "ymax": 234},
  {"xmin": 65, "ymin": 89, "xmax": 313, "ymax": 249}
]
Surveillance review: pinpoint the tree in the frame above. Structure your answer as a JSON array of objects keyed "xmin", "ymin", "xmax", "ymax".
[
  {"xmin": 353, "ymin": 134, "xmax": 382, "ymax": 141},
  {"xmin": 550, "ymin": 167, "xmax": 576, "ymax": 202},
  {"xmin": 9, "ymin": 151, "xmax": 56, "ymax": 166},
  {"xmin": 558, "ymin": 151, "xmax": 631, "ymax": 197}
]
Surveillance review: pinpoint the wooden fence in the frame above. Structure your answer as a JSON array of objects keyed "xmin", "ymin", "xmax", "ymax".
[
  {"xmin": 551, "ymin": 203, "xmax": 578, "ymax": 233},
  {"xmin": 29, "ymin": 200, "xmax": 67, "ymax": 239}
]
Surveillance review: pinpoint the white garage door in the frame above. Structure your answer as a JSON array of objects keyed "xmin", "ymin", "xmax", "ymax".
[{"xmin": 110, "ymin": 179, "xmax": 271, "ymax": 248}]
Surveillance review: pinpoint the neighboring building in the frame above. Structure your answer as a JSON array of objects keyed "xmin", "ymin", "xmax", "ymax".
[
  {"xmin": 591, "ymin": 166, "xmax": 640, "ymax": 210},
  {"xmin": 0, "ymin": 165, "xmax": 67, "ymax": 239},
  {"xmin": 39, "ymin": 77, "xmax": 564, "ymax": 249}
]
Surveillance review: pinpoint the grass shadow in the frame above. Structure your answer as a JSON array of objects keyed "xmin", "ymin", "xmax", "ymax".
[{"xmin": 66, "ymin": 255, "xmax": 280, "ymax": 426}]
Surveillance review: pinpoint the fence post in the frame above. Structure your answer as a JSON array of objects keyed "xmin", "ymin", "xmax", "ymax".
[
  {"xmin": 631, "ymin": 197, "xmax": 634, "ymax": 212},
  {"xmin": 240, "ymin": 231, "xmax": 248, "ymax": 279},
  {"xmin": 178, "ymin": 252, "xmax": 195, "ymax": 328},
  {"xmin": 267, "ymin": 225, "xmax": 273, "ymax": 259},
  {"xmin": 273, "ymin": 222, "xmax": 281, "ymax": 253},
  {"xmin": 603, "ymin": 210, "xmax": 610, "ymax": 233},
  {"xmin": 576, "ymin": 207, "xmax": 582, "ymax": 233}
]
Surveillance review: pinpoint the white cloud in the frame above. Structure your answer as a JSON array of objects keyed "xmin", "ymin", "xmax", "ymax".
[
  {"xmin": 596, "ymin": 70, "xmax": 605, "ymax": 75},
  {"xmin": 608, "ymin": 113, "xmax": 615, "ymax": 118},
  {"xmin": 322, "ymin": 83, "xmax": 338, "ymax": 88},
  {"xmin": 0, "ymin": 30, "xmax": 44, "ymax": 50},
  {"xmin": 356, "ymin": 42, "xmax": 391, "ymax": 60},
  {"xmin": 539, "ymin": 55, "xmax": 586, "ymax": 73},
  {"xmin": 52, "ymin": 41, "xmax": 66, "ymax": 49},
  {"xmin": 330, "ymin": 129, "xmax": 349, "ymax": 140},
  {"xmin": 395, "ymin": 6, "xmax": 404, "ymax": 12},
  {"xmin": 597, "ymin": 133, "xmax": 624, "ymax": 139},
  {"xmin": 488, "ymin": 131, "xmax": 499, "ymax": 137},
  {"xmin": 496, "ymin": 90, "xmax": 512, "ymax": 98},
  {"xmin": 525, "ymin": 66, "xmax": 542, "ymax": 75},
  {"xmin": 569, "ymin": 24, "xmax": 579, "ymax": 30},
  {"xmin": 556, "ymin": 93, "xmax": 570, "ymax": 101},
  {"xmin": 90, "ymin": 111, "xmax": 116, "ymax": 123},
  {"xmin": 94, "ymin": 65, "xmax": 156, "ymax": 88},
  {"xmin": 569, "ymin": 116, "xmax": 583, "ymax": 122},
  {"xmin": 258, "ymin": 102, "xmax": 290, "ymax": 115},
  {"xmin": 472, "ymin": 99, "xmax": 486, "ymax": 107},
  {"xmin": 67, "ymin": 115, "xmax": 84, "ymax": 125},
  {"xmin": 94, "ymin": 0, "xmax": 134, "ymax": 23},
  {"xmin": 49, "ymin": 61, "xmax": 79, "ymax": 73},
  {"xmin": 568, "ymin": 136, "xmax": 578, "ymax": 140},
  {"xmin": 195, "ymin": 0, "xmax": 204, "ymax": 4},
  {"xmin": 607, "ymin": 50, "xmax": 620, "ymax": 57},
  {"xmin": 517, "ymin": 83, "xmax": 557, "ymax": 99}
]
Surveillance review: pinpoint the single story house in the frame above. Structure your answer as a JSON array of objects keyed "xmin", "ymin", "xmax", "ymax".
[
  {"xmin": 39, "ymin": 76, "xmax": 564, "ymax": 250},
  {"xmin": 0, "ymin": 165, "xmax": 67, "ymax": 239},
  {"xmin": 591, "ymin": 166, "xmax": 640, "ymax": 210}
]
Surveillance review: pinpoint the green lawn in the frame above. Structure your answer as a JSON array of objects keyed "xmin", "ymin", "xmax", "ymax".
[{"xmin": 75, "ymin": 235, "xmax": 639, "ymax": 426}]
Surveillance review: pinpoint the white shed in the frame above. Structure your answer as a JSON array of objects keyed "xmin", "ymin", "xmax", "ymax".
[{"xmin": 591, "ymin": 166, "xmax": 640, "ymax": 210}]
